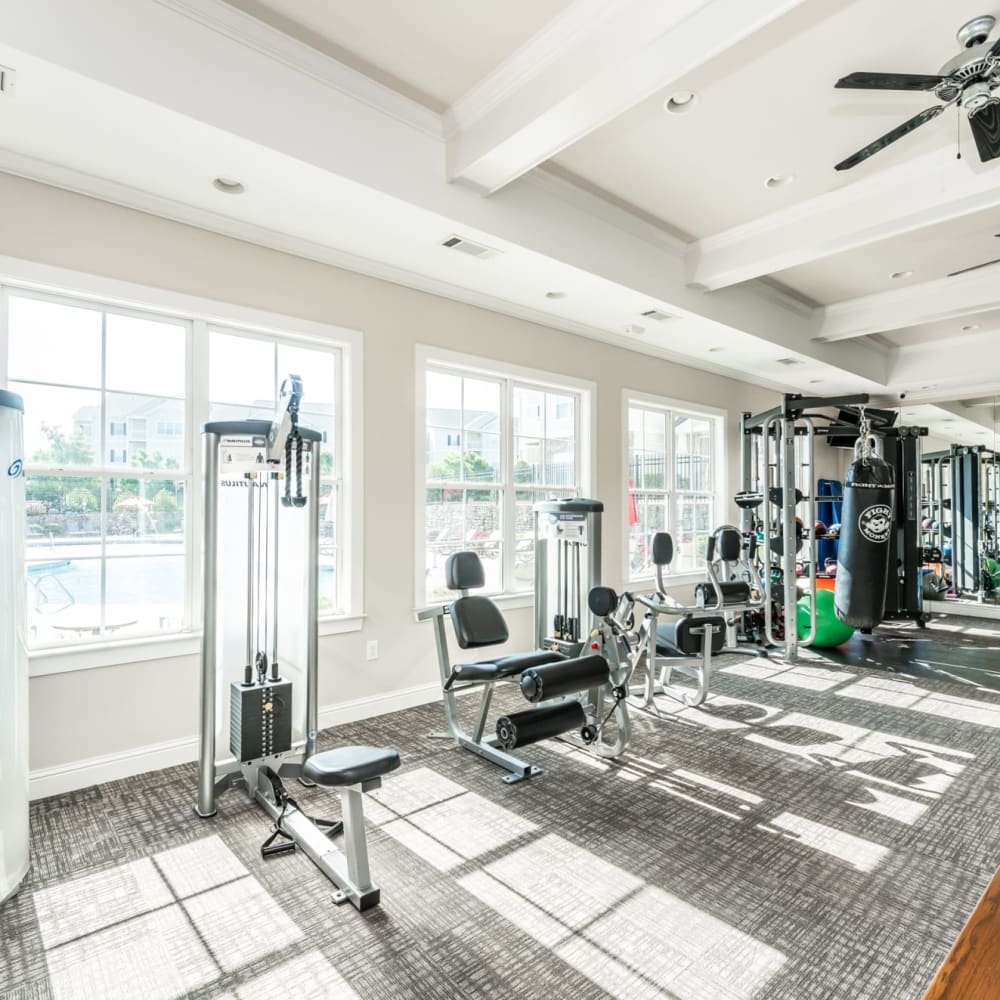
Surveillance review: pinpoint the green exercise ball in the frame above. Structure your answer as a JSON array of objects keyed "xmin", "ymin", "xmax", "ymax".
[
  {"xmin": 797, "ymin": 589, "xmax": 854, "ymax": 648},
  {"xmin": 985, "ymin": 557, "xmax": 1000, "ymax": 589}
]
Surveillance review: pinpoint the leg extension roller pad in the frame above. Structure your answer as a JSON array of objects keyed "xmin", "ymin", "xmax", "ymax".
[
  {"xmin": 496, "ymin": 701, "xmax": 587, "ymax": 750},
  {"xmin": 519, "ymin": 654, "xmax": 610, "ymax": 703}
]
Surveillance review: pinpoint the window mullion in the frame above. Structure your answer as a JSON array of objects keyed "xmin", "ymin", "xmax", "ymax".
[
  {"xmin": 188, "ymin": 318, "xmax": 208, "ymax": 632},
  {"xmin": 504, "ymin": 379, "xmax": 518, "ymax": 594},
  {"xmin": 99, "ymin": 309, "xmax": 108, "ymax": 638}
]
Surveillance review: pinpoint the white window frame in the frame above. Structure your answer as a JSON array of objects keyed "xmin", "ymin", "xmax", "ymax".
[
  {"xmin": 623, "ymin": 389, "xmax": 726, "ymax": 586},
  {"xmin": 415, "ymin": 345, "xmax": 594, "ymax": 612},
  {"xmin": 0, "ymin": 255, "xmax": 364, "ymax": 677}
]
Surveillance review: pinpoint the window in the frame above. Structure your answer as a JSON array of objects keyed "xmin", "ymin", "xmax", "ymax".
[
  {"xmin": 208, "ymin": 329, "xmax": 343, "ymax": 616},
  {"xmin": 626, "ymin": 394, "xmax": 723, "ymax": 578},
  {"xmin": 9, "ymin": 292, "xmax": 190, "ymax": 648},
  {"xmin": 3, "ymin": 273, "xmax": 360, "ymax": 660},
  {"xmin": 420, "ymin": 351, "xmax": 590, "ymax": 604}
]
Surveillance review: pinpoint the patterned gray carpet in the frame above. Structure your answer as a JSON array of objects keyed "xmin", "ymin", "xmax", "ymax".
[{"xmin": 4, "ymin": 648, "xmax": 1000, "ymax": 1000}]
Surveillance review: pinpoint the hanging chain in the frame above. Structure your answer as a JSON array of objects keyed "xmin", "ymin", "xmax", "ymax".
[{"xmin": 857, "ymin": 404, "xmax": 872, "ymax": 466}]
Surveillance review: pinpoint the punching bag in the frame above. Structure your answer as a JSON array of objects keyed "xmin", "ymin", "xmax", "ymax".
[{"xmin": 835, "ymin": 448, "xmax": 894, "ymax": 630}]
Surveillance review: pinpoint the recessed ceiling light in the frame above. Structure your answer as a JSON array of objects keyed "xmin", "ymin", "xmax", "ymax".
[
  {"xmin": 765, "ymin": 174, "xmax": 795, "ymax": 189},
  {"xmin": 921, "ymin": 384, "xmax": 936, "ymax": 390},
  {"xmin": 707, "ymin": 347, "xmax": 724, "ymax": 353},
  {"xmin": 808, "ymin": 379, "xmax": 824, "ymax": 384},
  {"xmin": 890, "ymin": 270, "xmax": 914, "ymax": 280},
  {"xmin": 213, "ymin": 177, "xmax": 245, "ymax": 194},
  {"xmin": 544, "ymin": 291, "xmax": 567, "ymax": 300},
  {"xmin": 664, "ymin": 91, "xmax": 697, "ymax": 114},
  {"xmin": 962, "ymin": 323, "xmax": 980, "ymax": 331}
]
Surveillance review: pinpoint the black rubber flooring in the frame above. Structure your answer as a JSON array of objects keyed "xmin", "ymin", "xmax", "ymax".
[{"xmin": 815, "ymin": 614, "xmax": 1000, "ymax": 691}]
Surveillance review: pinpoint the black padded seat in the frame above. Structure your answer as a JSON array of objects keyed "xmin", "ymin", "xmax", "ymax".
[
  {"xmin": 303, "ymin": 746, "xmax": 400, "ymax": 787},
  {"xmin": 444, "ymin": 649, "xmax": 564, "ymax": 688},
  {"xmin": 656, "ymin": 617, "xmax": 726, "ymax": 657}
]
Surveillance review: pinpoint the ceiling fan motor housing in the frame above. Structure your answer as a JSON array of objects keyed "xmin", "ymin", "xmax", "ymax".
[{"xmin": 958, "ymin": 15, "xmax": 996, "ymax": 49}]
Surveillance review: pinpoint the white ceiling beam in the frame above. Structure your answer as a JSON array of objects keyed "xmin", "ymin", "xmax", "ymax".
[
  {"xmin": 445, "ymin": 0, "xmax": 809, "ymax": 194},
  {"xmin": 688, "ymin": 151, "xmax": 1000, "ymax": 291},
  {"xmin": 889, "ymin": 329, "xmax": 1000, "ymax": 399},
  {"xmin": 2, "ymin": 0, "xmax": 886, "ymax": 385},
  {"xmin": 817, "ymin": 265, "xmax": 1000, "ymax": 342}
]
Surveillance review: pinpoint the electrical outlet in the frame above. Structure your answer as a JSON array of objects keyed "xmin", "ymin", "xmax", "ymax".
[{"xmin": 366, "ymin": 639, "xmax": 378, "ymax": 661}]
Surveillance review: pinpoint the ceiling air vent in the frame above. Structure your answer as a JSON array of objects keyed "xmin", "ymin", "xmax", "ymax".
[
  {"xmin": 640, "ymin": 308, "xmax": 675, "ymax": 322},
  {"xmin": 441, "ymin": 235, "xmax": 499, "ymax": 259},
  {"xmin": 775, "ymin": 357, "xmax": 805, "ymax": 366}
]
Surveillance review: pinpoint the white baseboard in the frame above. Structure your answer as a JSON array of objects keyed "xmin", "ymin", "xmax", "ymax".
[{"xmin": 29, "ymin": 681, "xmax": 442, "ymax": 801}]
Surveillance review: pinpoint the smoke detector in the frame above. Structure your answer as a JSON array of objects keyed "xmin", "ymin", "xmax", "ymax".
[{"xmin": 441, "ymin": 235, "xmax": 500, "ymax": 260}]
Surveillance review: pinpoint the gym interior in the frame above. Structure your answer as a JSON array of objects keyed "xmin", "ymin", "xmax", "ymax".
[{"xmin": 2, "ymin": 4, "xmax": 1000, "ymax": 1000}]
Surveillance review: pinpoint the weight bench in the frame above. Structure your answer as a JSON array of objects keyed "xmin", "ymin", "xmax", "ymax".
[{"xmin": 255, "ymin": 745, "xmax": 399, "ymax": 910}]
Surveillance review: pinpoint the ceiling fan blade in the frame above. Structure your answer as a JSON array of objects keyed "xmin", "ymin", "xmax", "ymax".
[
  {"xmin": 948, "ymin": 257, "xmax": 1000, "ymax": 278},
  {"xmin": 969, "ymin": 100, "xmax": 1000, "ymax": 162},
  {"xmin": 836, "ymin": 71, "xmax": 946, "ymax": 91},
  {"xmin": 835, "ymin": 105, "xmax": 946, "ymax": 171}
]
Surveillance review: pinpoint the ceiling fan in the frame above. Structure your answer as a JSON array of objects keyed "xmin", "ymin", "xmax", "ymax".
[{"xmin": 835, "ymin": 15, "xmax": 1000, "ymax": 171}]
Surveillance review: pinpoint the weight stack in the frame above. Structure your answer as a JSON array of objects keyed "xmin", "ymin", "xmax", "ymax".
[{"xmin": 230, "ymin": 679, "xmax": 293, "ymax": 762}]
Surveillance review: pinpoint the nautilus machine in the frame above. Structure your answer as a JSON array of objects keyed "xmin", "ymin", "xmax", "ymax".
[
  {"xmin": 195, "ymin": 376, "xmax": 399, "ymax": 910},
  {"xmin": 419, "ymin": 498, "xmax": 630, "ymax": 783},
  {"xmin": 0, "ymin": 390, "xmax": 28, "ymax": 905}
]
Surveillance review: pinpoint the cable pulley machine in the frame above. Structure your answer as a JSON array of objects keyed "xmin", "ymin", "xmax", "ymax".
[{"xmin": 195, "ymin": 375, "xmax": 399, "ymax": 910}]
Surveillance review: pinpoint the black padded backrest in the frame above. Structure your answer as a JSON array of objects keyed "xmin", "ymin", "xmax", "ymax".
[
  {"xmin": 674, "ymin": 616, "xmax": 726, "ymax": 655},
  {"xmin": 446, "ymin": 551, "xmax": 485, "ymax": 591},
  {"xmin": 652, "ymin": 532, "xmax": 674, "ymax": 567},
  {"xmin": 588, "ymin": 586, "xmax": 619, "ymax": 618},
  {"xmin": 717, "ymin": 528, "xmax": 742, "ymax": 562},
  {"xmin": 450, "ymin": 595, "xmax": 509, "ymax": 649}
]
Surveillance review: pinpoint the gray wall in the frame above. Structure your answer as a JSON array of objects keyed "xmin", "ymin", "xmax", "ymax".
[{"xmin": 0, "ymin": 173, "xmax": 780, "ymax": 773}]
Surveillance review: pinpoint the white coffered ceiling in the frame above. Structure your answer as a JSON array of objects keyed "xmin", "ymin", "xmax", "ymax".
[
  {"xmin": 221, "ymin": 0, "xmax": 572, "ymax": 110},
  {"xmin": 1, "ymin": 0, "xmax": 999, "ymax": 422}
]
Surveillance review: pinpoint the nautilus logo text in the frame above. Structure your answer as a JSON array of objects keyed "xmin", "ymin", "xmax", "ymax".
[{"xmin": 7, "ymin": 458, "xmax": 23, "ymax": 478}]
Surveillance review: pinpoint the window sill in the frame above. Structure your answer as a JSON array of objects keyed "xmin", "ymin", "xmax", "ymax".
[
  {"xmin": 29, "ymin": 631, "xmax": 203, "ymax": 677},
  {"xmin": 29, "ymin": 614, "xmax": 365, "ymax": 677}
]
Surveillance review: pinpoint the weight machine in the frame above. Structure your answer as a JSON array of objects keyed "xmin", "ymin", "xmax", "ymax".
[
  {"xmin": 419, "ymin": 498, "xmax": 631, "ymax": 782},
  {"xmin": 949, "ymin": 445, "xmax": 1000, "ymax": 598},
  {"xmin": 741, "ymin": 394, "xmax": 927, "ymax": 661},
  {"xmin": 195, "ymin": 376, "xmax": 399, "ymax": 911},
  {"xmin": 590, "ymin": 532, "xmax": 726, "ymax": 712}
]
